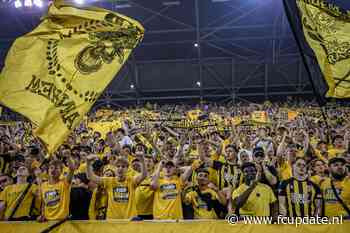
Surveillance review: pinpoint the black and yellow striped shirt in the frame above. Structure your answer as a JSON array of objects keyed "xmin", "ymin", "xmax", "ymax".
[
  {"xmin": 278, "ymin": 178, "xmax": 322, "ymax": 217},
  {"xmin": 213, "ymin": 161, "xmax": 243, "ymax": 191}
]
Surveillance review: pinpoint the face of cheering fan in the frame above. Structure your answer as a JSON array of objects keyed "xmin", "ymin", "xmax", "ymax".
[
  {"xmin": 293, "ymin": 158, "xmax": 307, "ymax": 178},
  {"xmin": 16, "ymin": 165, "xmax": 29, "ymax": 178}
]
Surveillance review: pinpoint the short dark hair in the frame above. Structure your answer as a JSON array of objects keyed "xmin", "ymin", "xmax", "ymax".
[
  {"xmin": 225, "ymin": 144, "xmax": 239, "ymax": 153},
  {"xmin": 116, "ymin": 128, "xmax": 125, "ymax": 135},
  {"xmin": 241, "ymin": 162, "xmax": 256, "ymax": 172}
]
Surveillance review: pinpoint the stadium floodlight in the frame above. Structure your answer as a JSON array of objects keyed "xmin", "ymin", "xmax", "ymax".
[
  {"xmin": 33, "ymin": 0, "xmax": 42, "ymax": 7},
  {"xmin": 14, "ymin": 0, "xmax": 22, "ymax": 8},
  {"xmin": 24, "ymin": 0, "xmax": 32, "ymax": 7},
  {"xmin": 75, "ymin": 0, "xmax": 84, "ymax": 5}
]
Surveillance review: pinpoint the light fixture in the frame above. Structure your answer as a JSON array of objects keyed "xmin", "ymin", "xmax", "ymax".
[
  {"xmin": 130, "ymin": 84, "xmax": 135, "ymax": 89},
  {"xmin": 194, "ymin": 43, "xmax": 199, "ymax": 47},
  {"xmin": 24, "ymin": 0, "xmax": 32, "ymax": 7},
  {"xmin": 196, "ymin": 81, "xmax": 201, "ymax": 87},
  {"xmin": 33, "ymin": 0, "xmax": 42, "ymax": 7},
  {"xmin": 75, "ymin": 0, "xmax": 84, "ymax": 5},
  {"xmin": 14, "ymin": 0, "xmax": 22, "ymax": 8}
]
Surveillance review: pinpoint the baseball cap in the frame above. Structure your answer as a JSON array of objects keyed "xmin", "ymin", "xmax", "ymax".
[{"xmin": 253, "ymin": 147, "xmax": 264, "ymax": 157}]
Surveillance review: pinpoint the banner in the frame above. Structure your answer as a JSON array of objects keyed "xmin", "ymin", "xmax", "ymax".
[
  {"xmin": 251, "ymin": 111, "xmax": 268, "ymax": 124},
  {"xmin": 0, "ymin": 1, "xmax": 144, "ymax": 153},
  {"xmin": 0, "ymin": 220, "xmax": 348, "ymax": 233},
  {"xmin": 289, "ymin": 0, "xmax": 350, "ymax": 98}
]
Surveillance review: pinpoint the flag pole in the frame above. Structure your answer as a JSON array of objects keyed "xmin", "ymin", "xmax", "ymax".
[{"xmin": 282, "ymin": 0, "xmax": 331, "ymax": 141}]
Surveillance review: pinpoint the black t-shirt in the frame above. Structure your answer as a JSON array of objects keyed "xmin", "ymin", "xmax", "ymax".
[
  {"xmin": 70, "ymin": 187, "xmax": 92, "ymax": 220},
  {"xmin": 258, "ymin": 164, "xmax": 278, "ymax": 188},
  {"xmin": 0, "ymin": 153, "xmax": 12, "ymax": 174}
]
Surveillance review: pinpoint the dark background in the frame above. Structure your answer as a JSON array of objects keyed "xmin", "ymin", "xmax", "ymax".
[{"xmin": 0, "ymin": 0, "xmax": 349, "ymax": 107}]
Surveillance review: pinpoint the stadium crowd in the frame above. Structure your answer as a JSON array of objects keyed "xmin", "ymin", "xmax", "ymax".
[{"xmin": 0, "ymin": 99, "xmax": 349, "ymax": 221}]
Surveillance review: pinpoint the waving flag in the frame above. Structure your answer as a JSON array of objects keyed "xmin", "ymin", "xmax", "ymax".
[{"xmin": 0, "ymin": 1, "xmax": 144, "ymax": 153}]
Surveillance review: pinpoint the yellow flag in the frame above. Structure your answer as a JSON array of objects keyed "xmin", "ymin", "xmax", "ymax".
[
  {"xmin": 0, "ymin": 2, "xmax": 144, "ymax": 153},
  {"xmin": 296, "ymin": 0, "xmax": 350, "ymax": 98},
  {"xmin": 251, "ymin": 111, "xmax": 268, "ymax": 123},
  {"xmin": 287, "ymin": 110, "xmax": 299, "ymax": 122}
]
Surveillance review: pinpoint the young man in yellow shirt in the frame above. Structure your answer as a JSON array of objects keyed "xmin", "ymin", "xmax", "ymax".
[
  {"xmin": 38, "ymin": 156, "xmax": 76, "ymax": 221},
  {"xmin": 231, "ymin": 162, "xmax": 278, "ymax": 217},
  {"xmin": 150, "ymin": 160, "xmax": 192, "ymax": 220},
  {"xmin": 135, "ymin": 155, "xmax": 156, "ymax": 219},
  {"xmin": 184, "ymin": 168, "xmax": 227, "ymax": 219},
  {"xmin": 86, "ymin": 152, "xmax": 147, "ymax": 219},
  {"xmin": 0, "ymin": 165, "xmax": 38, "ymax": 220},
  {"xmin": 320, "ymin": 157, "xmax": 350, "ymax": 217}
]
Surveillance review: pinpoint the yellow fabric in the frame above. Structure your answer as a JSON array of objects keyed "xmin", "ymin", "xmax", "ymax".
[
  {"xmin": 310, "ymin": 175, "xmax": 325, "ymax": 187},
  {"xmin": 102, "ymin": 176, "xmax": 137, "ymax": 219},
  {"xmin": 328, "ymin": 148, "xmax": 346, "ymax": 159},
  {"xmin": 187, "ymin": 110, "xmax": 201, "ymax": 121},
  {"xmin": 88, "ymin": 187, "xmax": 108, "ymax": 220},
  {"xmin": 184, "ymin": 188, "xmax": 218, "ymax": 219},
  {"xmin": 0, "ymin": 2, "xmax": 144, "ymax": 153},
  {"xmin": 320, "ymin": 177, "xmax": 350, "ymax": 217},
  {"xmin": 153, "ymin": 177, "xmax": 184, "ymax": 220},
  {"xmin": 135, "ymin": 177, "xmax": 154, "ymax": 216},
  {"xmin": 41, "ymin": 180, "xmax": 71, "ymax": 220},
  {"xmin": 0, "ymin": 220, "xmax": 349, "ymax": 233},
  {"xmin": 0, "ymin": 183, "xmax": 38, "ymax": 219},
  {"xmin": 251, "ymin": 111, "xmax": 268, "ymax": 124},
  {"xmin": 287, "ymin": 111, "xmax": 299, "ymax": 121},
  {"xmin": 88, "ymin": 121, "xmax": 122, "ymax": 139},
  {"xmin": 296, "ymin": 0, "xmax": 350, "ymax": 98},
  {"xmin": 232, "ymin": 183, "xmax": 276, "ymax": 216},
  {"xmin": 279, "ymin": 161, "xmax": 292, "ymax": 181}
]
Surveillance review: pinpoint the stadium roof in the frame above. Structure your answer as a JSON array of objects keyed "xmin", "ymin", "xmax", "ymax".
[{"xmin": 0, "ymin": 0, "xmax": 349, "ymax": 106}]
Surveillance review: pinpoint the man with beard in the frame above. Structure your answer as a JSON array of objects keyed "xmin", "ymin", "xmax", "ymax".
[
  {"xmin": 320, "ymin": 157, "xmax": 350, "ymax": 217},
  {"xmin": 231, "ymin": 162, "xmax": 277, "ymax": 217}
]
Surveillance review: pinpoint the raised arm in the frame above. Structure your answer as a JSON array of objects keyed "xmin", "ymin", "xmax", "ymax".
[
  {"xmin": 150, "ymin": 160, "xmax": 163, "ymax": 190},
  {"xmin": 133, "ymin": 152, "xmax": 147, "ymax": 186},
  {"xmin": 86, "ymin": 154, "xmax": 102, "ymax": 185}
]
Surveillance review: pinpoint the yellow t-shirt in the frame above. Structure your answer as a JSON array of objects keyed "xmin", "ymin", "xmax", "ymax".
[
  {"xmin": 88, "ymin": 187, "xmax": 108, "ymax": 220},
  {"xmin": 310, "ymin": 175, "xmax": 326, "ymax": 187},
  {"xmin": 320, "ymin": 177, "xmax": 350, "ymax": 217},
  {"xmin": 327, "ymin": 148, "xmax": 346, "ymax": 159},
  {"xmin": 231, "ymin": 183, "xmax": 276, "ymax": 216},
  {"xmin": 135, "ymin": 176, "xmax": 154, "ymax": 216},
  {"xmin": 0, "ymin": 183, "xmax": 38, "ymax": 219},
  {"xmin": 41, "ymin": 180, "xmax": 71, "ymax": 220},
  {"xmin": 102, "ymin": 176, "xmax": 137, "ymax": 219},
  {"xmin": 184, "ymin": 188, "xmax": 218, "ymax": 219},
  {"xmin": 153, "ymin": 176, "xmax": 183, "ymax": 220}
]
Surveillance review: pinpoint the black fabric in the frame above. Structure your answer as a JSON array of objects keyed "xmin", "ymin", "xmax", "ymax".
[
  {"xmin": 331, "ymin": 180, "xmax": 350, "ymax": 216},
  {"xmin": 194, "ymin": 186, "xmax": 227, "ymax": 219},
  {"xmin": 8, "ymin": 183, "xmax": 32, "ymax": 221},
  {"xmin": 137, "ymin": 214, "xmax": 153, "ymax": 220},
  {"xmin": 259, "ymin": 165, "xmax": 278, "ymax": 189},
  {"xmin": 69, "ymin": 187, "xmax": 92, "ymax": 220}
]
